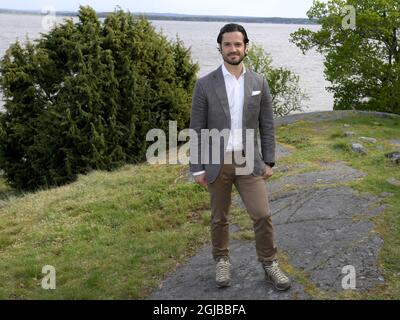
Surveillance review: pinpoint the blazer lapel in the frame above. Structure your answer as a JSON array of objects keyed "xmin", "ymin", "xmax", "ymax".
[
  {"xmin": 213, "ymin": 66, "xmax": 231, "ymax": 127},
  {"xmin": 243, "ymin": 70, "xmax": 253, "ymax": 123}
]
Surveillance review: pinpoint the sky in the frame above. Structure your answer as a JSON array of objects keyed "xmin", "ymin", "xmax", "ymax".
[{"xmin": 0, "ymin": 0, "xmax": 316, "ymax": 18}]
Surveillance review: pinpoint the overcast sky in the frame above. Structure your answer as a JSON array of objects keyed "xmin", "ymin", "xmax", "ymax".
[{"xmin": 0, "ymin": 0, "xmax": 317, "ymax": 18}]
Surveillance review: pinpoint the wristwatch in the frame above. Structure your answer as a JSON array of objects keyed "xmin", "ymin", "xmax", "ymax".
[{"xmin": 265, "ymin": 162, "xmax": 275, "ymax": 168}]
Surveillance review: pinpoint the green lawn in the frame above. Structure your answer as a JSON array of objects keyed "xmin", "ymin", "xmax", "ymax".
[
  {"xmin": 0, "ymin": 164, "xmax": 210, "ymax": 299},
  {"xmin": 0, "ymin": 113, "xmax": 399, "ymax": 299}
]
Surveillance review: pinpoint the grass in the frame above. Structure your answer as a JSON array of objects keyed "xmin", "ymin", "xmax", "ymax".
[
  {"xmin": 276, "ymin": 126, "xmax": 311, "ymax": 149},
  {"xmin": 0, "ymin": 113, "xmax": 399, "ymax": 299},
  {"xmin": 0, "ymin": 164, "xmax": 210, "ymax": 299},
  {"xmin": 272, "ymin": 114, "xmax": 400, "ymax": 299}
]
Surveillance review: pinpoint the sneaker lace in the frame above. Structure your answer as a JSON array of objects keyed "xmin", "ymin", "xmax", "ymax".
[{"xmin": 264, "ymin": 261, "xmax": 288, "ymax": 283}]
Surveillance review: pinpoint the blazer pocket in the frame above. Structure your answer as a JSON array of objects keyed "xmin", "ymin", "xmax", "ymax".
[{"xmin": 248, "ymin": 95, "xmax": 261, "ymax": 108}]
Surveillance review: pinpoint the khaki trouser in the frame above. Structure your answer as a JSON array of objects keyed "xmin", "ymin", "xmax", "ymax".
[{"xmin": 207, "ymin": 151, "xmax": 277, "ymax": 263}]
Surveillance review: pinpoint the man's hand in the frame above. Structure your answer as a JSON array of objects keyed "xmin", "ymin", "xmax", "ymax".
[
  {"xmin": 194, "ymin": 173, "xmax": 208, "ymax": 187},
  {"xmin": 262, "ymin": 164, "xmax": 273, "ymax": 180}
]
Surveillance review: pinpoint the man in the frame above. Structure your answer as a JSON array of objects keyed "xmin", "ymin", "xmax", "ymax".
[{"xmin": 189, "ymin": 23, "xmax": 291, "ymax": 291}]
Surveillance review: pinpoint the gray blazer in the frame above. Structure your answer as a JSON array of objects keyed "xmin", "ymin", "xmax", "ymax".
[{"xmin": 189, "ymin": 65, "xmax": 275, "ymax": 184}]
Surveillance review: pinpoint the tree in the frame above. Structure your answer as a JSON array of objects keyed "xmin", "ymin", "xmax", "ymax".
[
  {"xmin": 290, "ymin": 0, "xmax": 400, "ymax": 114},
  {"xmin": 0, "ymin": 6, "xmax": 198, "ymax": 190},
  {"xmin": 245, "ymin": 43, "xmax": 309, "ymax": 117}
]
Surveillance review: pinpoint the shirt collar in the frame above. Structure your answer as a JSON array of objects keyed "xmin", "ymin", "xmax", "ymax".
[{"xmin": 221, "ymin": 63, "xmax": 246, "ymax": 78}]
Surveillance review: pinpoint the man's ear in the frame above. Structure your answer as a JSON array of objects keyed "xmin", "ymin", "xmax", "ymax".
[{"xmin": 243, "ymin": 44, "xmax": 248, "ymax": 57}]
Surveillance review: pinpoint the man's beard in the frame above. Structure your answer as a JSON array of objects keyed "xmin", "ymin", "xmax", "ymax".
[{"xmin": 223, "ymin": 52, "xmax": 246, "ymax": 66}]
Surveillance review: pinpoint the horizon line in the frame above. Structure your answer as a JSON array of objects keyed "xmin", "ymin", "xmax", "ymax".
[{"xmin": 0, "ymin": 8, "xmax": 311, "ymax": 20}]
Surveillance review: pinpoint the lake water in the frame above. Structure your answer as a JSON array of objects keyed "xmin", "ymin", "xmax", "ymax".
[{"xmin": 0, "ymin": 13, "xmax": 334, "ymax": 112}]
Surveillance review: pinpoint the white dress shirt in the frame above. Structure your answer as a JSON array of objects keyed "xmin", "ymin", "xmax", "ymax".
[{"xmin": 192, "ymin": 63, "xmax": 245, "ymax": 176}]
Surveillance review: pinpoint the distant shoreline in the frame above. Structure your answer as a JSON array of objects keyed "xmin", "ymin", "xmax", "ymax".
[{"xmin": 0, "ymin": 8, "xmax": 318, "ymax": 25}]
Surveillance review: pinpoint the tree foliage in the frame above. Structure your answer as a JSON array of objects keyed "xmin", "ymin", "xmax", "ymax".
[
  {"xmin": 245, "ymin": 43, "xmax": 309, "ymax": 117},
  {"xmin": 290, "ymin": 0, "xmax": 400, "ymax": 114},
  {"xmin": 0, "ymin": 6, "xmax": 198, "ymax": 190}
]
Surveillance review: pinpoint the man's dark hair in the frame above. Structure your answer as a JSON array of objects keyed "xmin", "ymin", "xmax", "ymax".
[{"xmin": 217, "ymin": 23, "xmax": 249, "ymax": 45}]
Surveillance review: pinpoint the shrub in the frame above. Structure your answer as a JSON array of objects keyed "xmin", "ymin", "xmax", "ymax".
[
  {"xmin": 0, "ymin": 6, "xmax": 198, "ymax": 190},
  {"xmin": 245, "ymin": 43, "xmax": 309, "ymax": 117}
]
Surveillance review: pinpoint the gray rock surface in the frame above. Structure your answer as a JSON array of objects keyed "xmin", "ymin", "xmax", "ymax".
[
  {"xmin": 269, "ymin": 187, "xmax": 384, "ymax": 292},
  {"xmin": 385, "ymin": 151, "xmax": 400, "ymax": 164},
  {"xmin": 275, "ymin": 143, "xmax": 292, "ymax": 159},
  {"xmin": 352, "ymin": 143, "xmax": 367, "ymax": 155},
  {"xmin": 148, "ymin": 241, "xmax": 309, "ymax": 300},
  {"xmin": 264, "ymin": 162, "xmax": 365, "ymax": 195},
  {"xmin": 359, "ymin": 137, "xmax": 377, "ymax": 144},
  {"xmin": 387, "ymin": 177, "xmax": 400, "ymax": 187},
  {"xmin": 389, "ymin": 139, "xmax": 400, "ymax": 146},
  {"xmin": 274, "ymin": 163, "xmax": 308, "ymax": 173},
  {"xmin": 150, "ymin": 161, "xmax": 384, "ymax": 299},
  {"xmin": 274, "ymin": 111, "xmax": 400, "ymax": 127}
]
